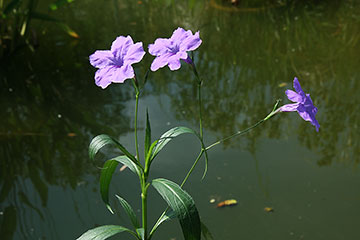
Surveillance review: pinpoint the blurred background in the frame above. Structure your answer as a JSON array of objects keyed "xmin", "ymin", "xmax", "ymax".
[{"xmin": 1, "ymin": 0, "xmax": 359, "ymax": 239}]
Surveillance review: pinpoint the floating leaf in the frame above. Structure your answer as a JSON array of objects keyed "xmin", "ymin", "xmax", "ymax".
[
  {"xmin": 264, "ymin": 207, "xmax": 274, "ymax": 213},
  {"xmin": 216, "ymin": 199, "xmax": 237, "ymax": 208},
  {"xmin": 152, "ymin": 178, "xmax": 201, "ymax": 240},
  {"xmin": 76, "ymin": 225, "xmax": 137, "ymax": 240},
  {"xmin": 116, "ymin": 195, "xmax": 140, "ymax": 229}
]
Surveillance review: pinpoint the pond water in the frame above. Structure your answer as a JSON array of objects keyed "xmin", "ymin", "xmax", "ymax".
[{"xmin": 1, "ymin": 0, "xmax": 360, "ymax": 239}]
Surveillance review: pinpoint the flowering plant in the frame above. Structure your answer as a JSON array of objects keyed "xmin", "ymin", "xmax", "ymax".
[{"xmin": 78, "ymin": 27, "xmax": 319, "ymax": 240}]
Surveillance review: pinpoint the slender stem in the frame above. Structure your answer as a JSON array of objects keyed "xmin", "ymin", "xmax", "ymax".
[
  {"xmin": 181, "ymin": 149, "xmax": 204, "ymax": 187},
  {"xmin": 206, "ymin": 106, "xmax": 280, "ymax": 151},
  {"xmin": 134, "ymin": 91, "xmax": 140, "ymax": 162},
  {"xmin": 198, "ymin": 82, "xmax": 203, "ymax": 139},
  {"xmin": 141, "ymin": 178, "xmax": 148, "ymax": 239}
]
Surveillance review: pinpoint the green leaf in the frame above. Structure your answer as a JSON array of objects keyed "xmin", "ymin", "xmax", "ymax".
[
  {"xmin": 144, "ymin": 110, "xmax": 151, "ymax": 160},
  {"xmin": 136, "ymin": 228, "xmax": 144, "ymax": 240},
  {"xmin": 100, "ymin": 156, "xmax": 142, "ymax": 213},
  {"xmin": 89, "ymin": 134, "xmax": 138, "ymax": 164},
  {"xmin": 151, "ymin": 127, "xmax": 198, "ymax": 162},
  {"xmin": 150, "ymin": 209, "xmax": 177, "ymax": 236},
  {"xmin": 201, "ymin": 221, "xmax": 214, "ymax": 240},
  {"xmin": 100, "ymin": 160, "xmax": 118, "ymax": 214},
  {"xmin": 76, "ymin": 225, "xmax": 138, "ymax": 240},
  {"xmin": 152, "ymin": 178, "xmax": 201, "ymax": 240},
  {"xmin": 116, "ymin": 195, "xmax": 140, "ymax": 229}
]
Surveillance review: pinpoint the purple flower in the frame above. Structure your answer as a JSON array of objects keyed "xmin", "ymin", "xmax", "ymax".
[
  {"xmin": 89, "ymin": 36, "xmax": 145, "ymax": 89},
  {"xmin": 279, "ymin": 77, "xmax": 320, "ymax": 131},
  {"xmin": 148, "ymin": 27, "xmax": 202, "ymax": 71}
]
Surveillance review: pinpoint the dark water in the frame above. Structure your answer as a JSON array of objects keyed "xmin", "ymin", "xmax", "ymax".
[{"xmin": 1, "ymin": 0, "xmax": 360, "ymax": 239}]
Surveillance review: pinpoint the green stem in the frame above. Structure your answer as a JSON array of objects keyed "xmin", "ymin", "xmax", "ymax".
[
  {"xmin": 141, "ymin": 178, "xmax": 148, "ymax": 240},
  {"xmin": 181, "ymin": 149, "xmax": 204, "ymax": 187},
  {"xmin": 206, "ymin": 105, "xmax": 280, "ymax": 151},
  {"xmin": 134, "ymin": 89, "xmax": 140, "ymax": 163},
  {"xmin": 198, "ymin": 82, "xmax": 203, "ymax": 139}
]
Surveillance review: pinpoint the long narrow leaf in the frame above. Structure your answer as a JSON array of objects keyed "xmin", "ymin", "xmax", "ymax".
[
  {"xmin": 152, "ymin": 178, "xmax": 201, "ymax": 240},
  {"xmin": 151, "ymin": 127, "xmax": 198, "ymax": 162},
  {"xmin": 100, "ymin": 160, "xmax": 118, "ymax": 214},
  {"xmin": 136, "ymin": 228, "xmax": 144, "ymax": 240},
  {"xmin": 100, "ymin": 156, "xmax": 142, "ymax": 213},
  {"xmin": 76, "ymin": 225, "xmax": 138, "ymax": 240},
  {"xmin": 201, "ymin": 221, "xmax": 214, "ymax": 240},
  {"xmin": 150, "ymin": 209, "xmax": 177, "ymax": 236},
  {"xmin": 89, "ymin": 134, "xmax": 138, "ymax": 164},
  {"xmin": 116, "ymin": 195, "xmax": 140, "ymax": 229},
  {"xmin": 144, "ymin": 110, "xmax": 151, "ymax": 160}
]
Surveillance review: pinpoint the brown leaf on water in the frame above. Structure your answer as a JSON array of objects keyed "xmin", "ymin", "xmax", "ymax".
[
  {"xmin": 67, "ymin": 133, "xmax": 76, "ymax": 137},
  {"xmin": 264, "ymin": 207, "xmax": 274, "ymax": 213},
  {"xmin": 217, "ymin": 199, "xmax": 237, "ymax": 208}
]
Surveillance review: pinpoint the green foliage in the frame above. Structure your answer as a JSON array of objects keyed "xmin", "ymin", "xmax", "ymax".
[
  {"xmin": 100, "ymin": 156, "xmax": 143, "ymax": 213},
  {"xmin": 151, "ymin": 126, "xmax": 198, "ymax": 162},
  {"xmin": 89, "ymin": 134, "xmax": 139, "ymax": 165},
  {"xmin": 152, "ymin": 178, "xmax": 201, "ymax": 240},
  {"xmin": 116, "ymin": 195, "xmax": 140, "ymax": 229},
  {"xmin": 76, "ymin": 225, "xmax": 138, "ymax": 240}
]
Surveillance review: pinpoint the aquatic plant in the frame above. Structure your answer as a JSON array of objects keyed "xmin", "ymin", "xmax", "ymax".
[{"xmin": 78, "ymin": 27, "xmax": 319, "ymax": 240}]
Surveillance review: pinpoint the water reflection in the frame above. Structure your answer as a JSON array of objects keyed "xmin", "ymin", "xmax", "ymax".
[{"xmin": 0, "ymin": 0, "xmax": 359, "ymax": 239}]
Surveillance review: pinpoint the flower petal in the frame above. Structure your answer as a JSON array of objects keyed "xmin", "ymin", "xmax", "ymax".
[
  {"xmin": 293, "ymin": 77, "xmax": 305, "ymax": 97},
  {"xmin": 167, "ymin": 54, "xmax": 182, "ymax": 71},
  {"xmin": 94, "ymin": 66, "xmax": 116, "ymax": 89},
  {"xmin": 112, "ymin": 65, "xmax": 135, "ymax": 83},
  {"xmin": 170, "ymin": 27, "xmax": 190, "ymax": 42},
  {"xmin": 89, "ymin": 50, "xmax": 114, "ymax": 69},
  {"xmin": 278, "ymin": 103, "xmax": 299, "ymax": 112},
  {"xmin": 148, "ymin": 38, "xmax": 170, "ymax": 56},
  {"xmin": 123, "ymin": 42, "xmax": 146, "ymax": 66},
  {"xmin": 285, "ymin": 90, "xmax": 303, "ymax": 103},
  {"xmin": 150, "ymin": 53, "xmax": 172, "ymax": 71},
  {"xmin": 111, "ymin": 36, "xmax": 134, "ymax": 61},
  {"xmin": 180, "ymin": 31, "xmax": 202, "ymax": 52}
]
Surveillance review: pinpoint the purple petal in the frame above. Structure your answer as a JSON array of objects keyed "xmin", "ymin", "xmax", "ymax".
[
  {"xmin": 167, "ymin": 54, "xmax": 182, "ymax": 71},
  {"xmin": 112, "ymin": 65, "xmax": 135, "ymax": 83},
  {"xmin": 170, "ymin": 28, "xmax": 190, "ymax": 42},
  {"xmin": 293, "ymin": 77, "xmax": 305, "ymax": 97},
  {"xmin": 123, "ymin": 42, "xmax": 145, "ymax": 66},
  {"xmin": 111, "ymin": 36, "xmax": 134, "ymax": 61},
  {"xmin": 285, "ymin": 90, "xmax": 303, "ymax": 103},
  {"xmin": 150, "ymin": 53, "xmax": 172, "ymax": 71},
  {"xmin": 278, "ymin": 103, "xmax": 299, "ymax": 112},
  {"xmin": 180, "ymin": 31, "xmax": 202, "ymax": 52},
  {"xmin": 89, "ymin": 50, "xmax": 114, "ymax": 69},
  {"xmin": 94, "ymin": 66, "xmax": 116, "ymax": 89},
  {"xmin": 148, "ymin": 38, "xmax": 170, "ymax": 56}
]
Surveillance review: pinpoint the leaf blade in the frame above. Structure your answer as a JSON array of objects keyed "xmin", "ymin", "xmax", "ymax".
[
  {"xmin": 151, "ymin": 127, "xmax": 198, "ymax": 162},
  {"xmin": 152, "ymin": 178, "xmax": 201, "ymax": 240},
  {"xmin": 89, "ymin": 134, "xmax": 138, "ymax": 164},
  {"xmin": 76, "ymin": 225, "xmax": 137, "ymax": 240},
  {"xmin": 100, "ymin": 156, "xmax": 142, "ymax": 213},
  {"xmin": 116, "ymin": 195, "xmax": 140, "ymax": 229},
  {"xmin": 144, "ymin": 110, "xmax": 151, "ymax": 160}
]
